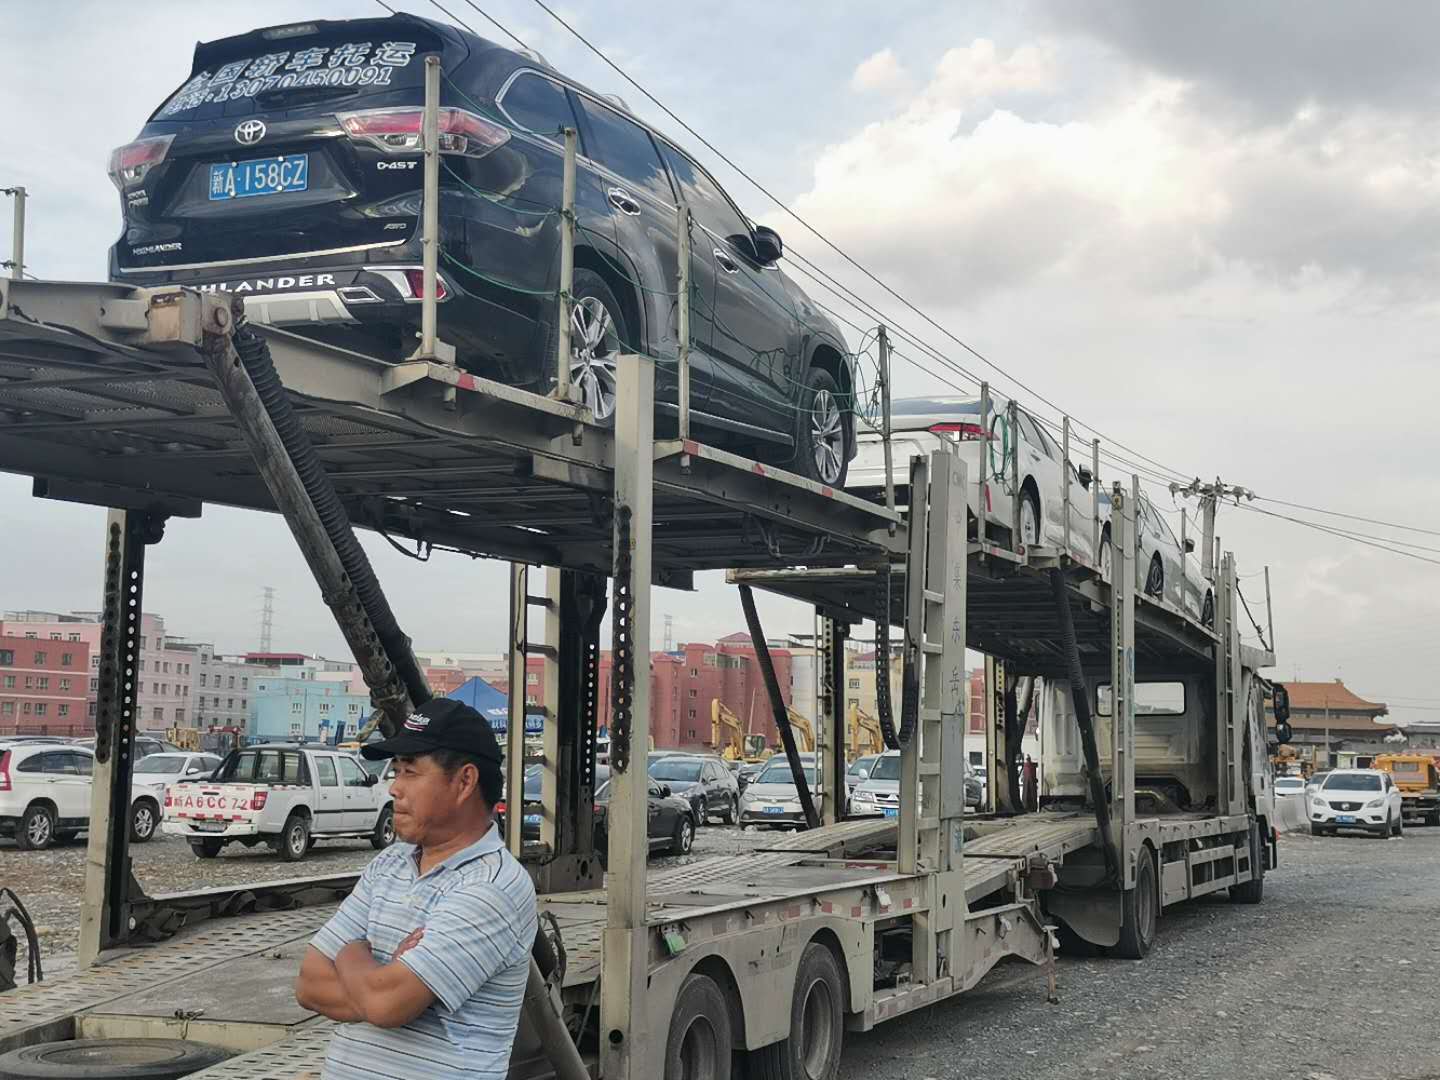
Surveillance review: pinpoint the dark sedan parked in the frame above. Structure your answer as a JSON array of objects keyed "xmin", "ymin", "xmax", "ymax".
[
  {"xmin": 647, "ymin": 754, "xmax": 739, "ymax": 825},
  {"xmin": 109, "ymin": 13, "xmax": 857, "ymax": 486},
  {"xmin": 592, "ymin": 777, "xmax": 695, "ymax": 866}
]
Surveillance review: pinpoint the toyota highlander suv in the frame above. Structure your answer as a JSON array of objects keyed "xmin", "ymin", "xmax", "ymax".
[{"xmin": 108, "ymin": 13, "xmax": 857, "ymax": 485}]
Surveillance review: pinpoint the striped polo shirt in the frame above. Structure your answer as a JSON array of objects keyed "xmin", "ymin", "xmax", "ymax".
[{"xmin": 311, "ymin": 824, "xmax": 537, "ymax": 1079}]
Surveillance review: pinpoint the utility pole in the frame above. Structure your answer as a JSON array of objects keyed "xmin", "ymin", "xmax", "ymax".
[
  {"xmin": 1171, "ymin": 477, "xmax": 1255, "ymax": 582},
  {"xmin": 260, "ymin": 585, "xmax": 275, "ymax": 653},
  {"xmin": 2, "ymin": 186, "xmax": 25, "ymax": 280}
]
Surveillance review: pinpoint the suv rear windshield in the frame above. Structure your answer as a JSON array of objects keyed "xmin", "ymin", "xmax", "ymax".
[{"xmin": 153, "ymin": 32, "xmax": 442, "ymax": 121}]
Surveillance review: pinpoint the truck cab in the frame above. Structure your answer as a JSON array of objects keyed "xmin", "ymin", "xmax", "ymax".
[{"xmin": 1372, "ymin": 753, "xmax": 1440, "ymax": 825}]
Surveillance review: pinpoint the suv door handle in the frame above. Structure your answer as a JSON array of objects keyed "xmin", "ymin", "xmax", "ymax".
[
  {"xmin": 607, "ymin": 188, "xmax": 641, "ymax": 216},
  {"xmin": 713, "ymin": 248, "xmax": 740, "ymax": 274}
]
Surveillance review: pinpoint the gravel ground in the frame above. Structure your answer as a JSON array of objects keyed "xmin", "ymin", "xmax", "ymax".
[
  {"xmin": 836, "ymin": 826, "xmax": 1440, "ymax": 1080},
  {"xmin": 7, "ymin": 823, "xmax": 1435, "ymax": 1079}
]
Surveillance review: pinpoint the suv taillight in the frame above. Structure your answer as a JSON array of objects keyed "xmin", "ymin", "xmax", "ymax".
[
  {"xmin": 403, "ymin": 268, "xmax": 448, "ymax": 300},
  {"xmin": 108, "ymin": 134, "xmax": 175, "ymax": 189},
  {"xmin": 337, "ymin": 107, "xmax": 511, "ymax": 158},
  {"xmin": 164, "ymin": 789, "xmax": 172, "ymax": 807},
  {"xmin": 0, "ymin": 751, "xmax": 10, "ymax": 792},
  {"xmin": 251, "ymin": 791, "xmax": 268, "ymax": 811},
  {"xmin": 928, "ymin": 422, "xmax": 987, "ymax": 440}
]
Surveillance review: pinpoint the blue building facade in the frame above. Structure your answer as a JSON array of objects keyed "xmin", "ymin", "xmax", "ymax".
[{"xmin": 249, "ymin": 676, "xmax": 371, "ymax": 744}]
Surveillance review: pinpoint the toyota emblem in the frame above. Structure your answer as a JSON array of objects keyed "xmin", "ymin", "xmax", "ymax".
[{"xmin": 234, "ymin": 120, "xmax": 267, "ymax": 146}]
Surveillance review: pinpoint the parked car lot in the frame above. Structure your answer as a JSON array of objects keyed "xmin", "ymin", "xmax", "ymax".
[
  {"xmin": 0, "ymin": 741, "xmax": 196, "ymax": 849},
  {"xmin": 108, "ymin": 12, "xmax": 858, "ymax": 484},
  {"xmin": 592, "ymin": 776, "xmax": 695, "ymax": 864},
  {"xmin": 1308, "ymin": 769, "xmax": 1405, "ymax": 837}
]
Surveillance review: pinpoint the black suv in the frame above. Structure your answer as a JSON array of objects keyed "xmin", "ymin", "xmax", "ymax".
[{"xmin": 109, "ymin": 14, "xmax": 856, "ymax": 485}]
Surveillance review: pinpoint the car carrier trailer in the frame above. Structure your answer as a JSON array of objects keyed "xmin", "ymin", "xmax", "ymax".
[{"xmin": 0, "ymin": 273, "xmax": 1283, "ymax": 1079}]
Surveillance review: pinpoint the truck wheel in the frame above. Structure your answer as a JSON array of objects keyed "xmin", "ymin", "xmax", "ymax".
[
  {"xmin": 1427, "ymin": 810, "xmax": 1440, "ymax": 827},
  {"xmin": 16, "ymin": 804, "xmax": 56, "ymax": 850},
  {"xmin": 749, "ymin": 942, "xmax": 845, "ymax": 1080},
  {"xmin": 1112, "ymin": 847, "xmax": 1158, "ymax": 960},
  {"xmin": 371, "ymin": 806, "xmax": 395, "ymax": 850},
  {"xmin": 1230, "ymin": 823, "xmax": 1265, "ymax": 905},
  {"xmin": 129, "ymin": 799, "xmax": 159, "ymax": 843},
  {"xmin": 664, "ymin": 973, "xmax": 732, "ymax": 1080},
  {"xmin": 279, "ymin": 814, "xmax": 311, "ymax": 862},
  {"xmin": 0, "ymin": 1037, "xmax": 230, "ymax": 1080},
  {"xmin": 191, "ymin": 839, "xmax": 223, "ymax": 859}
]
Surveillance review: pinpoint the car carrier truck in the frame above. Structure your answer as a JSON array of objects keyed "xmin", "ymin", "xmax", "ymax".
[{"xmin": 0, "ymin": 84, "xmax": 1284, "ymax": 1080}]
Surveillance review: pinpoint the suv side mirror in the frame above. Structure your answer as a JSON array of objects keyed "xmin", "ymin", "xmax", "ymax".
[
  {"xmin": 752, "ymin": 225, "xmax": 783, "ymax": 264},
  {"xmin": 659, "ymin": 783, "xmax": 672, "ymax": 798},
  {"xmin": 1272, "ymin": 684, "xmax": 1291, "ymax": 725},
  {"xmin": 1076, "ymin": 466, "xmax": 1093, "ymax": 490},
  {"xmin": 1183, "ymin": 537, "xmax": 1196, "ymax": 554},
  {"xmin": 364, "ymin": 773, "xmax": 379, "ymax": 786},
  {"xmin": 857, "ymin": 768, "xmax": 868, "ymax": 780}
]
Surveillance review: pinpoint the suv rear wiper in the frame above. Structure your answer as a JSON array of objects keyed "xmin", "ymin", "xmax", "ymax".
[{"xmin": 254, "ymin": 86, "xmax": 360, "ymax": 109}]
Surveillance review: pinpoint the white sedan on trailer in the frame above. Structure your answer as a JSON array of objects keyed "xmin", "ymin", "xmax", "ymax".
[
  {"xmin": 1308, "ymin": 769, "xmax": 1404, "ymax": 838},
  {"xmin": 850, "ymin": 395, "xmax": 1104, "ymax": 563}
]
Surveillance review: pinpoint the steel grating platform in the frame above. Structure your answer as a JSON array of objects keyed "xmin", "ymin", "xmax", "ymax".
[{"xmin": 0, "ymin": 280, "xmax": 903, "ymax": 582}]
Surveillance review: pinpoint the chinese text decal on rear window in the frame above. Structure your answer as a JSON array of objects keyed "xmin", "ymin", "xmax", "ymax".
[{"xmin": 157, "ymin": 41, "xmax": 419, "ymax": 117}]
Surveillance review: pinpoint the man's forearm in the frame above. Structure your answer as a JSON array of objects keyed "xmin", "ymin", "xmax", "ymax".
[
  {"xmin": 334, "ymin": 939, "xmax": 435, "ymax": 1028},
  {"xmin": 296, "ymin": 949, "xmax": 365, "ymax": 1023}
]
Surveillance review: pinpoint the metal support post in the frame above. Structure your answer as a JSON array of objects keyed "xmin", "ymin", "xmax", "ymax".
[
  {"xmin": 676, "ymin": 204, "xmax": 691, "ymax": 440},
  {"xmin": 5, "ymin": 185, "xmax": 24, "ymax": 280},
  {"xmin": 1180, "ymin": 508, "xmax": 1188, "ymax": 562},
  {"xmin": 1201, "ymin": 486, "xmax": 1218, "ymax": 582},
  {"xmin": 1061, "ymin": 416, "xmax": 1072, "ymax": 559},
  {"xmin": 555, "ymin": 127, "xmax": 578, "ymax": 403},
  {"xmin": 819, "ymin": 616, "xmax": 847, "ymax": 826},
  {"xmin": 1215, "ymin": 553, "xmax": 1238, "ymax": 815},
  {"xmin": 601, "ymin": 353, "xmax": 654, "ymax": 1080},
  {"xmin": 79, "ymin": 509, "xmax": 161, "ymax": 967},
  {"xmin": 898, "ymin": 452, "xmax": 928, "ymax": 878},
  {"xmin": 879, "ymin": 326, "xmax": 896, "ymax": 525},
  {"xmin": 1008, "ymin": 399, "xmax": 1021, "ymax": 547},
  {"xmin": 539, "ymin": 568, "xmax": 564, "ymax": 857},
  {"xmin": 1091, "ymin": 439, "xmax": 1101, "ymax": 571},
  {"xmin": 506, "ymin": 563, "xmax": 528, "ymax": 857},
  {"xmin": 1108, "ymin": 479, "xmax": 1137, "ymax": 883},
  {"xmin": 1264, "ymin": 566, "xmax": 1275, "ymax": 652},
  {"xmin": 417, "ymin": 57, "xmax": 440, "ymax": 361},
  {"xmin": 976, "ymin": 382, "xmax": 990, "ymax": 550}
]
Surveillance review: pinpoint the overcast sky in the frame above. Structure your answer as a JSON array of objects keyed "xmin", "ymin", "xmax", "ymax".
[{"xmin": 4, "ymin": 1, "xmax": 1439, "ymax": 725}]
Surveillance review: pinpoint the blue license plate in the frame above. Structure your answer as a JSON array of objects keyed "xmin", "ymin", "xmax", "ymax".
[
  {"xmin": 523, "ymin": 814, "xmax": 542, "ymax": 827},
  {"xmin": 763, "ymin": 806, "xmax": 785, "ymax": 815},
  {"xmin": 209, "ymin": 155, "xmax": 309, "ymax": 201},
  {"xmin": 883, "ymin": 807, "xmax": 899, "ymax": 819},
  {"xmin": 1337, "ymin": 815, "xmax": 1356, "ymax": 824}
]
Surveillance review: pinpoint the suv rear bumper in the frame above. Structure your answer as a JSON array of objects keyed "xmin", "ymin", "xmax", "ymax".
[{"xmin": 164, "ymin": 819, "xmax": 260, "ymax": 840}]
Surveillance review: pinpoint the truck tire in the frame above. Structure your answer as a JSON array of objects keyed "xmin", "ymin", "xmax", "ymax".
[
  {"xmin": 129, "ymin": 798, "xmax": 159, "ymax": 843},
  {"xmin": 749, "ymin": 942, "xmax": 845, "ymax": 1080},
  {"xmin": 1230, "ymin": 823, "xmax": 1265, "ymax": 905},
  {"xmin": 371, "ymin": 805, "xmax": 396, "ymax": 850},
  {"xmin": 664, "ymin": 973, "xmax": 732, "ymax": 1080},
  {"xmin": 1427, "ymin": 809, "xmax": 1440, "ymax": 827},
  {"xmin": 279, "ymin": 813, "xmax": 311, "ymax": 862},
  {"xmin": 190, "ymin": 840, "xmax": 223, "ymax": 859},
  {"xmin": 0, "ymin": 1036, "xmax": 229, "ymax": 1079},
  {"xmin": 1112, "ymin": 847, "xmax": 1158, "ymax": 960},
  {"xmin": 16, "ymin": 804, "xmax": 56, "ymax": 851}
]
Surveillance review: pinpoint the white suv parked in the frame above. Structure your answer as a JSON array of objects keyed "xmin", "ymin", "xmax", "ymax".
[
  {"xmin": 163, "ymin": 743, "xmax": 394, "ymax": 861},
  {"xmin": 0, "ymin": 742, "xmax": 171, "ymax": 849},
  {"xmin": 1308, "ymin": 768, "xmax": 1405, "ymax": 838}
]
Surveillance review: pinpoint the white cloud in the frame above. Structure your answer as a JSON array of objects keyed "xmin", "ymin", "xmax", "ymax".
[
  {"xmin": 927, "ymin": 38, "xmax": 1058, "ymax": 102},
  {"xmin": 851, "ymin": 48, "xmax": 911, "ymax": 95}
]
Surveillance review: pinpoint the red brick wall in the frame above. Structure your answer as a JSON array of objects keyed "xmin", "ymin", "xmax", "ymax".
[{"xmin": 0, "ymin": 634, "xmax": 93, "ymax": 736}]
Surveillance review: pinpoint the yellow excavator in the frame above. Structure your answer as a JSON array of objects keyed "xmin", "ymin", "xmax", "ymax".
[
  {"xmin": 712, "ymin": 700, "xmax": 771, "ymax": 761},
  {"xmin": 847, "ymin": 702, "xmax": 884, "ymax": 759},
  {"xmin": 784, "ymin": 707, "xmax": 816, "ymax": 753}
]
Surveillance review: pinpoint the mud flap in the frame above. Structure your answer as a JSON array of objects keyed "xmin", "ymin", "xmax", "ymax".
[{"xmin": 1045, "ymin": 889, "xmax": 1122, "ymax": 948}]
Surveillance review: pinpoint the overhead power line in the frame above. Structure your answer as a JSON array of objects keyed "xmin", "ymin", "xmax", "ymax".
[{"xmin": 1254, "ymin": 495, "xmax": 1440, "ymax": 539}]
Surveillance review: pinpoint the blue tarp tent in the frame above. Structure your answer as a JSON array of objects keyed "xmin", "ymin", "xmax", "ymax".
[{"xmin": 448, "ymin": 676, "xmax": 545, "ymax": 735}]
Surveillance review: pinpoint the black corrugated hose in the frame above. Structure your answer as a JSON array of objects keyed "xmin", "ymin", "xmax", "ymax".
[
  {"xmin": 232, "ymin": 324, "xmax": 431, "ymax": 711},
  {"xmin": 1049, "ymin": 569, "xmax": 1119, "ymax": 884}
]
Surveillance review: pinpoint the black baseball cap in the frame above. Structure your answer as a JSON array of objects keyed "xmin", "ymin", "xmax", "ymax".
[{"xmin": 361, "ymin": 697, "xmax": 504, "ymax": 764}]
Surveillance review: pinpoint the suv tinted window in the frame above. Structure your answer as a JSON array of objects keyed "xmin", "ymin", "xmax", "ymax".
[
  {"xmin": 315, "ymin": 756, "xmax": 339, "ymax": 787},
  {"xmin": 576, "ymin": 97, "xmax": 674, "ymax": 204},
  {"xmin": 16, "ymin": 751, "xmax": 62, "ymax": 774},
  {"xmin": 500, "ymin": 72, "xmax": 578, "ymax": 138},
  {"xmin": 152, "ymin": 32, "xmax": 439, "ymax": 121},
  {"xmin": 658, "ymin": 142, "xmax": 751, "ymax": 255},
  {"xmin": 69, "ymin": 752, "xmax": 93, "ymax": 777}
]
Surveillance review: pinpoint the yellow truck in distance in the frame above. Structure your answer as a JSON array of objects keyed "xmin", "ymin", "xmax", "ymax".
[{"xmin": 1372, "ymin": 753, "xmax": 1440, "ymax": 826}]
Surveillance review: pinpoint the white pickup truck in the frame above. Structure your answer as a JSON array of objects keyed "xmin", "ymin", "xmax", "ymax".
[{"xmin": 163, "ymin": 743, "xmax": 394, "ymax": 861}]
